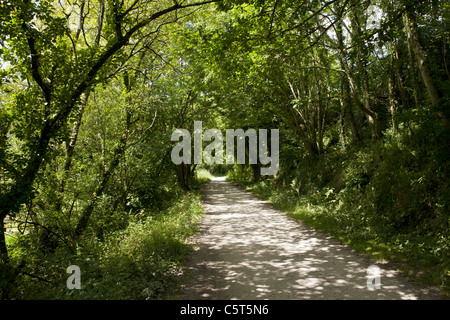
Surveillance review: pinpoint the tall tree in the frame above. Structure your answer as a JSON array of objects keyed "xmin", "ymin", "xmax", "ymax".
[{"xmin": 0, "ymin": 0, "xmax": 219, "ymax": 292}]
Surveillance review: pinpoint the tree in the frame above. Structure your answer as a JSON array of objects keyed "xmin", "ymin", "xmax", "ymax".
[
  {"xmin": 0, "ymin": 0, "xmax": 219, "ymax": 297},
  {"xmin": 402, "ymin": 2, "xmax": 449, "ymax": 127}
]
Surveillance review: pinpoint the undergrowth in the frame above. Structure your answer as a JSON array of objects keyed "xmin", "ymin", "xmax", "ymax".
[
  {"xmin": 8, "ymin": 187, "xmax": 206, "ymax": 300},
  {"xmin": 226, "ymin": 127, "xmax": 450, "ymax": 298},
  {"xmin": 237, "ymin": 179, "xmax": 449, "ymax": 298}
]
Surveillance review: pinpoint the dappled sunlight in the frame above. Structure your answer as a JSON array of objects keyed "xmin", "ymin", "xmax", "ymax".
[{"xmin": 179, "ymin": 178, "xmax": 439, "ymax": 300}]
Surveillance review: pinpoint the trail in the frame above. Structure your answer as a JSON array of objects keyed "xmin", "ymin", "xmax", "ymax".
[{"xmin": 179, "ymin": 177, "xmax": 441, "ymax": 300}]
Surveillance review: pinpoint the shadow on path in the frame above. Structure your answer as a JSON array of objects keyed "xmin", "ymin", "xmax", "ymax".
[{"xmin": 178, "ymin": 177, "xmax": 441, "ymax": 300}]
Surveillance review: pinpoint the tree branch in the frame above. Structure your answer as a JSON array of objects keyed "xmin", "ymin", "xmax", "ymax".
[{"xmin": 22, "ymin": 24, "xmax": 52, "ymax": 104}]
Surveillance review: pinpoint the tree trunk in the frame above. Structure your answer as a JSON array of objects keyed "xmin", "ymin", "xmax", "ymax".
[
  {"xmin": 335, "ymin": 20, "xmax": 361, "ymax": 145},
  {"xmin": 388, "ymin": 65, "xmax": 399, "ymax": 135},
  {"xmin": 74, "ymin": 110, "xmax": 131, "ymax": 237},
  {"xmin": 334, "ymin": 17, "xmax": 374, "ymax": 141},
  {"xmin": 406, "ymin": 38, "xmax": 421, "ymax": 111},
  {"xmin": 339, "ymin": 96, "xmax": 347, "ymax": 150},
  {"xmin": 0, "ymin": 216, "xmax": 14, "ymax": 299},
  {"xmin": 394, "ymin": 47, "xmax": 408, "ymax": 111},
  {"xmin": 351, "ymin": 13, "xmax": 381, "ymax": 138},
  {"xmin": 403, "ymin": 9, "xmax": 448, "ymax": 127},
  {"xmin": 176, "ymin": 164, "xmax": 191, "ymax": 190},
  {"xmin": 94, "ymin": 0, "xmax": 105, "ymax": 47},
  {"xmin": 403, "ymin": 10, "xmax": 441, "ymax": 106},
  {"xmin": 0, "ymin": 217, "xmax": 8, "ymax": 265},
  {"xmin": 251, "ymin": 163, "xmax": 261, "ymax": 182},
  {"xmin": 54, "ymin": 93, "xmax": 89, "ymax": 215}
]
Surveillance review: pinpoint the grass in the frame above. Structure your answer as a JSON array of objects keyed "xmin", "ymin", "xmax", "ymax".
[
  {"xmin": 5, "ymin": 234, "xmax": 17, "ymax": 246},
  {"xmin": 9, "ymin": 174, "xmax": 211, "ymax": 300},
  {"xmin": 195, "ymin": 167, "xmax": 215, "ymax": 182},
  {"xmin": 88, "ymin": 190, "xmax": 205, "ymax": 300}
]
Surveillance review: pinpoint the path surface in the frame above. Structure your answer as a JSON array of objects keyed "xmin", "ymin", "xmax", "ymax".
[{"xmin": 179, "ymin": 177, "xmax": 441, "ymax": 300}]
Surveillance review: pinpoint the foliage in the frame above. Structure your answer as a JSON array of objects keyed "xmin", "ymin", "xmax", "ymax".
[
  {"xmin": 231, "ymin": 126, "xmax": 450, "ymax": 296},
  {"xmin": 1, "ymin": 0, "xmax": 449, "ymax": 299},
  {"xmin": 8, "ymin": 189, "xmax": 204, "ymax": 300}
]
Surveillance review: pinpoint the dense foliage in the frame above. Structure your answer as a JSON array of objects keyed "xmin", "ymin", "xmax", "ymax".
[{"xmin": 1, "ymin": 0, "xmax": 449, "ymax": 298}]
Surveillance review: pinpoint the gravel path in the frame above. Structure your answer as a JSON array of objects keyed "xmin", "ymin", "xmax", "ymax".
[{"xmin": 178, "ymin": 177, "xmax": 442, "ymax": 300}]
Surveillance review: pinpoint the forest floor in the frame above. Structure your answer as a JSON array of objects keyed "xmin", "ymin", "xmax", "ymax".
[{"xmin": 178, "ymin": 177, "xmax": 443, "ymax": 300}]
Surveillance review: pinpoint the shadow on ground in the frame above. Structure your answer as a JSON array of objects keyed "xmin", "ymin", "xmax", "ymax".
[{"xmin": 178, "ymin": 177, "xmax": 442, "ymax": 300}]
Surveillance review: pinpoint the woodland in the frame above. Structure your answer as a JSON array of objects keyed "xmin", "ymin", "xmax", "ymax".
[{"xmin": 0, "ymin": 0, "xmax": 449, "ymax": 299}]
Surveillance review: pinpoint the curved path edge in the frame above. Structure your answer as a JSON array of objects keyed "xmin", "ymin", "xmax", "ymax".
[{"xmin": 178, "ymin": 177, "xmax": 442, "ymax": 300}]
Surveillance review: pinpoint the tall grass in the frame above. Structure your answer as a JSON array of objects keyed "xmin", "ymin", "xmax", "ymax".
[
  {"xmin": 10, "ymin": 189, "xmax": 205, "ymax": 300},
  {"xmin": 195, "ymin": 167, "xmax": 215, "ymax": 182}
]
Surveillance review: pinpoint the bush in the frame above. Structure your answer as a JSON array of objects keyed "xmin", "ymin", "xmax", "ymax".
[
  {"xmin": 236, "ymin": 124, "xmax": 449, "ymax": 296},
  {"xmin": 226, "ymin": 164, "xmax": 254, "ymax": 184},
  {"xmin": 7, "ymin": 189, "xmax": 204, "ymax": 300}
]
